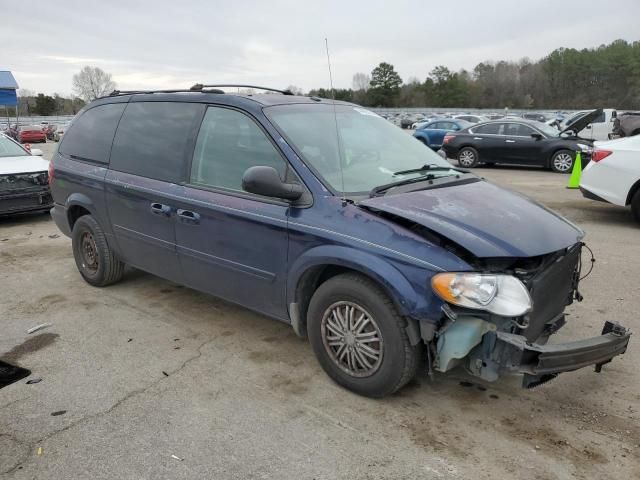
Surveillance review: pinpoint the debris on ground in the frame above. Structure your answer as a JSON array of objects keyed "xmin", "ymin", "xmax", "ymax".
[
  {"xmin": 26, "ymin": 378, "xmax": 42, "ymax": 384},
  {"xmin": 48, "ymin": 234, "xmax": 60, "ymax": 239},
  {"xmin": 27, "ymin": 323, "xmax": 51, "ymax": 334},
  {"xmin": 51, "ymin": 410, "xmax": 67, "ymax": 416},
  {"xmin": 171, "ymin": 454, "xmax": 184, "ymax": 461}
]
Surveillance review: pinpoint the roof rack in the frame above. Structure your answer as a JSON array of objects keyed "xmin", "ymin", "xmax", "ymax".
[
  {"xmin": 189, "ymin": 84, "xmax": 294, "ymax": 95},
  {"xmin": 106, "ymin": 84, "xmax": 294, "ymax": 98}
]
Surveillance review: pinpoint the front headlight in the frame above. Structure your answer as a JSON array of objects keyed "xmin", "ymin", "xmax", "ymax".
[{"xmin": 431, "ymin": 273, "xmax": 532, "ymax": 317}]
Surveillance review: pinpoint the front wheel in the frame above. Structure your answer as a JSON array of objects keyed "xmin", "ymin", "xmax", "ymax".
[
  {"xmin": 457, "ymin": 147, "xmax": 479, "ymax": 168},
  {"xmin": 72, "ymin": 215, "xmax": 125, "ymax": 287},
  {"xmin": 550, "ymin": 149, "xmax": 574, "ymax": 173},
  {"xmin": 307, "ymin": 273, "xmax": 421, "ymax": 398}
]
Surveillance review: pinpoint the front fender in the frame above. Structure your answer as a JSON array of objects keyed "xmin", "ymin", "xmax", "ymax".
[{"xmin": 287, "ymin": 244, "xmax": 419, "ymax": 315}]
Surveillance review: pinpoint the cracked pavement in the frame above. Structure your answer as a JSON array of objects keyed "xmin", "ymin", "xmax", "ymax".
[{"xmin": 1, "ymin": 143, "xmax": 639, "ymax": 479}]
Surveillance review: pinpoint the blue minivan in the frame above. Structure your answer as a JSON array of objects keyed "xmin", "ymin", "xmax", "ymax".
[{"xmin": 49, "ymin": 86, "xmax": 630, "ymax": 397}]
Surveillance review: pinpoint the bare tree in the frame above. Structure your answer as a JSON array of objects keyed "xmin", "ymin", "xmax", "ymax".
[
  {"xmin": 72, "ymin": 66, "xmax": 117, "ymax": 101},
  {"xmin": 352, "ymin": 73, "xmax": 370, "ymax": 91},
  {"xmin": 285, "ymin": 85, "xmax": 304, "ymax": 95}
]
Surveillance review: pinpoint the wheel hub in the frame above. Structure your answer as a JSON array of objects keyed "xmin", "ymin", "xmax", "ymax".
[{"xmin": 320, "ymin": 301, "xmax": 384, "ymax": 378}]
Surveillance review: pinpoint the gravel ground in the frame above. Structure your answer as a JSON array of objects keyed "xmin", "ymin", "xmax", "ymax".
[{"xmin": 0, "ymin": 141, "xmax": 638, "ymax": 479}]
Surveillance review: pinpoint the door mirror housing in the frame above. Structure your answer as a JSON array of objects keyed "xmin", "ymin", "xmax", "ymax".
[
  {"xmin": 242, "ymin": 166, "xmax": 304, "ymax": 201},
  {"xmin": 531, "ymin": 133, "xmax": 543, "ymax": 141}
]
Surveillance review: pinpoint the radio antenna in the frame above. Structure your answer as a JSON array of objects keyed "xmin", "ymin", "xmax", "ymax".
[{"xmin": 325, "ymin": 38, "xmax": 347, "ymax": 206}]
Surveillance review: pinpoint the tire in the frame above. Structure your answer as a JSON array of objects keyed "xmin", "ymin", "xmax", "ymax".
[
  {"xmin": 457, "ymin": 146, "xmax": 479, "ymax": 168},
  {"xmin": 631, "ymin": 190, "xmax": 640, "ymax": 225},
  {"xmin": 550, "ymin": 149, "xmax": 575, "ymax": 173},
  {"xmin": 72, "ymin": 215, "xmax": 124, "ymax": 287},
  {"xmin": 307, "ymin": 273, "xmax": 421, "ymax": 398}
]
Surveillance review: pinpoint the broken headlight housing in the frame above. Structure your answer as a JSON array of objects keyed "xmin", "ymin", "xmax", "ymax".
[{"xmin": 431, "ymin": 273, "xmax": 532, "ymax": 317}]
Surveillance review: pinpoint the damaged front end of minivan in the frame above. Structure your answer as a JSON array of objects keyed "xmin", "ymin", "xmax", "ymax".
[
  {"xmin": 359, "ymin": 180, "xmax": 631, "ymax": 388},
  {"xmin": 428, "ymin": 243, "xmax": 630, "ymax": 388}
]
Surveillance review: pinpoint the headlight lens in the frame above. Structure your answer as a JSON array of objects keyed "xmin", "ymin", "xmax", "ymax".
[
  {"xmin": 577, "ymin": 143, "xmax": 593, "ymax": 153},
  {"xmin": 432, "ymin": 273, "xmax": 532, "ymax": 317}
]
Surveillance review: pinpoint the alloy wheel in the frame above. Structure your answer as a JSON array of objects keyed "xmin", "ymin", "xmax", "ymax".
[
  {"xmin": 553, "ymin": 153, "xmax": 573, "ymax": 172},
  {"xmin": 459, "ymin": 150, "xmax": 475, "ymax": 167}
]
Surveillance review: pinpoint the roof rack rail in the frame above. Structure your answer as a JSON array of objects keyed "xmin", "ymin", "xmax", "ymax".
[
  {"xmin": 104, "ymin": 84, "xmax": 294, "ymax": 99},
  {"xmin": 106, "ymin": 88, "xmax": 202, "ymax": 97},
  {"xmin": 190, "ymin": 84, "xmax": 294, "ymax": 95}
]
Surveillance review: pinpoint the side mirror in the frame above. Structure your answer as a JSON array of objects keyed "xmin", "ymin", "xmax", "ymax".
[
  {"xmin": 531, "ymin": 133, "xmax": 543, "ymax": 141},
  {"xmin": 30, "ymin": 148, "xmax": 43, "ymax": 156},
  {"xmin": 242, "ymin": 166, "xmax": 303, "ymax": 201}
]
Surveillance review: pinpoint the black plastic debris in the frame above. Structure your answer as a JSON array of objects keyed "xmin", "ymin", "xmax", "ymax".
[
  {"xmin": 51, "ymin": 410, "xmax": 67, "ymax": 416},
  {"xmin": 26, "ymin": 378, "xmax": 42, "ymax": 385},
  {"xmin": 162, "ymin": 371, "xmax": 169, "ymax": 377},
  {"xmin": 0, "ymin": 360, "xmax": 31, "ymax": 389}
]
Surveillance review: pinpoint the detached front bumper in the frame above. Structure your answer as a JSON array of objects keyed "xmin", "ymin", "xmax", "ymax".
[
  {"xmin": 0, "ymin": 190, "xmax": 53, "ymax": 215},
  {"xmin": 496, "ymin": 321, "xmax": 631, "ymax": 388}
]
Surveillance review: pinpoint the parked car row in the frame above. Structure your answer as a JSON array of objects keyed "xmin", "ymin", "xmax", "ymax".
[
  {"xmin": 438, "ymin": 112, "xmax": 600, "ymax": 173},
  {"xmin": 2, "ymin": 122, "xmax": 70, "ymax": 143}
]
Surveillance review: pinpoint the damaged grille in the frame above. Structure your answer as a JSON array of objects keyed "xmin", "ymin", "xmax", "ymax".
[
  {"xmin": 520, "ymin": 244, "xmax": 582, "ymax": 342},
  {"xmin": 0, "ymin": 172, "xmax": 49, "ymax": 192}
]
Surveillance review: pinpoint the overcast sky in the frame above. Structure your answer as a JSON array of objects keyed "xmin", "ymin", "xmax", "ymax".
[{"xmin": 3, "ymin": 0, "xmax": 639, "ymax": 96}]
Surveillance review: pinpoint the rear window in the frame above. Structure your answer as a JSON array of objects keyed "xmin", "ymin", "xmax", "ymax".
[
  {"xmin": 59, "ymin": 103, "xmax": 126, "ymax": 164},
  {"xmin": 109, "ymin": 102, "xmax": 204, "ymax": 183}
]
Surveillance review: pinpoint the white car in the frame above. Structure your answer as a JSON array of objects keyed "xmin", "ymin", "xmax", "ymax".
[
  {"xmin": 580, "ymin": 135, "xmax": 640, "ymax": 223},
  {"xmin": 0, "ymin": 133, "xmax": 51, "ymax": 215}
]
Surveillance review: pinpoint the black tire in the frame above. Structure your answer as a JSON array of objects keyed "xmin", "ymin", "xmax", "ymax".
[
  {"xmin": 550, "ymin": 149, "xmax": 575, "ymax": 173},
  {"xmin": 307, "ymin": 273, "xmax": 421, "ymax": 398},
  {"xmin": 631, "ymin": 190, "xmax": 640, "ymax": 225},
  {"xmin": 457, "ymin": 146, "xmax": 479, "ymax": 168},
  {"xmin": 72, "ymin": 215, "xmax": 124, "ymax": 287}
]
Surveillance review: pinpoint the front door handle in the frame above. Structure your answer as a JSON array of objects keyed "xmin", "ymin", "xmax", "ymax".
[
  {"xmin": 150, "ymin": 202, "xmax": 172, "ymax": 217},
  {"xmin": 505, "ymin": 139, "xmax": 516, "ymax": 143},
  {"xmin": 177, "ymin": 209, "xmax": 200, "ymax": 225},
  {"xmin": 473, "ymin": 137, "xmax": 483, "ymax": 140}
]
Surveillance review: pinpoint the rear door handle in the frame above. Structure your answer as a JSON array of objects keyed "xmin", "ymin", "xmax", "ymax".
[
  {"xmin": 150, "ymin": 202, "xmax": 172, "ymax": 217},
  {"xmin": 473, "ymin": 137, "xmax": 483, "ymax": 140},
  {"xmin": 505, "ymin": 140, "xmax": 516, "ymax": 143},
  {"xmin": 177, "ymin": 209, "xmax": 200, "ymax": 225}
]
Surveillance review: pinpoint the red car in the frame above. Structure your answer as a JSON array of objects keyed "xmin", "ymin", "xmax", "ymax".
[{"xmin": 17, "ymin": 125, "xmax": 47, "ymax": 143}]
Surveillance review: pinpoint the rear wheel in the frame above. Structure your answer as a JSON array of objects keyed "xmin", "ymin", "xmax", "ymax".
[
  {"xmin": 307, "ymin": 273, "xmax": 421, "ymax": 398},
  {"xmin": 72, "ymin": 215, "xmax": 124, "ymax": 287},
  {"xmin": 631, "ymin": 190, "xmax": 640, "ymax": 225},
  {"xmin": 457, "ymin": 147, "xmax": 479, "ymax": 168},
  {"xmin": 551, "ymin": 149, "xmax": 574, "ymax": 173}
]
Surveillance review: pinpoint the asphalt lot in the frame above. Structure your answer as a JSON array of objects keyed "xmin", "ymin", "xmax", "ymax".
[{"xmin": 1, "ymin": 141, "xmax": 639, "ymax": 480}]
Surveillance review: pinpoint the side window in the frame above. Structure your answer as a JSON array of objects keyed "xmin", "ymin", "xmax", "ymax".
[
  {"xmin": 473, "ymin": 123, "xmax": 500, "ymax": 135},
  {"xmin": 59, "ymin": 103, "xmax": 126, "ymax": 163},
  {"xmin": 592, "ymin": 111, "xmax": 605, "ymax": 123},
  {"xmin": 515, "ymin": 124, "xmax": 536, "ymax": 136},
  {"xmin": 110, "ymin": 102, "xmax": 204, "ymax": 183},
  {"xmin": 190, "ymin": 107, "xmax": 287, "ymax": 192},
  {"xmin": 428, "ymin": 122, "xmax": 441, "ymax": 129}
]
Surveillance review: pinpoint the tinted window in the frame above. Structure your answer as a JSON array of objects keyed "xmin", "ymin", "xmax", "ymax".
[
  {"xmin": 190, "ymin": 107, "xmax": 287, "ymax": 192},
  {"xmin": 427, "ymin": 122, "xmax": 442, "ymax": 129},
  {"xmin": 592, "ymin": 111, "xmax": 605, "ymax": 123},
  {"xmin": 59, "ymin": 103, "xmax": 125, "ymax": 163},
  {"xmin": 110, "ymin": 102, "xmax": 204, "ymax": 182},
  {"xmin": 472, "ymin": 123, "xmax": 500, "ymax": 135},
  {"xmin": 503, "ymin": 123, "xmax": 535, "ymax": 136}
]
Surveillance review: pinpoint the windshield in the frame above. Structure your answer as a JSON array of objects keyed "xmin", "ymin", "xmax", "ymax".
[
  {"xmin": 536, "ymin": 123, "xmax": 561, "ymax": 137},
  {"xmin": 265, "ymin": 104, "xmax": 457, "ymax": 194},
  {"xmin": 0, "ymin": 135, "xmax": 29, "ymax": 157}
]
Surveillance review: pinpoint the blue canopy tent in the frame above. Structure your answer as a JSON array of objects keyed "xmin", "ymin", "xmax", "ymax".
[{"xmin": 0, "ymin": 71, "xmax": 19, "ymax": 128}]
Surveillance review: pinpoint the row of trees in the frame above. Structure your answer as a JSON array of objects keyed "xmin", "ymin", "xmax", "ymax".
[
  {"xmin": 308, "ymin": 39, "xmax": 640, "ymax": 109},
  {"xmin": 4, "ymin": 66, "xmax": 116, "ymax": 117}
]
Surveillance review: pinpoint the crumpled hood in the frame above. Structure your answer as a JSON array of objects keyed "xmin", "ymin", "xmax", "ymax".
[
  {"xmin": 359, "ymin": 180, "xmax": 584, "ymax": 258},
  {"xmin": 0, "ymin": 155, "xmax": 49, "ymax": 175}
]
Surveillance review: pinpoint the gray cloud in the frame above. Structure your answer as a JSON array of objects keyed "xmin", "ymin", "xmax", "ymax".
[{"xmin": 3, "ymin": 0, "xmax": 639, "ymax": 95}]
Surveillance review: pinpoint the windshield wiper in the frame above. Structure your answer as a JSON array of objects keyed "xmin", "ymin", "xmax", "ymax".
[{"xmin": 393, "ymin": 164, "xmax": 458, "ymax": 176}]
